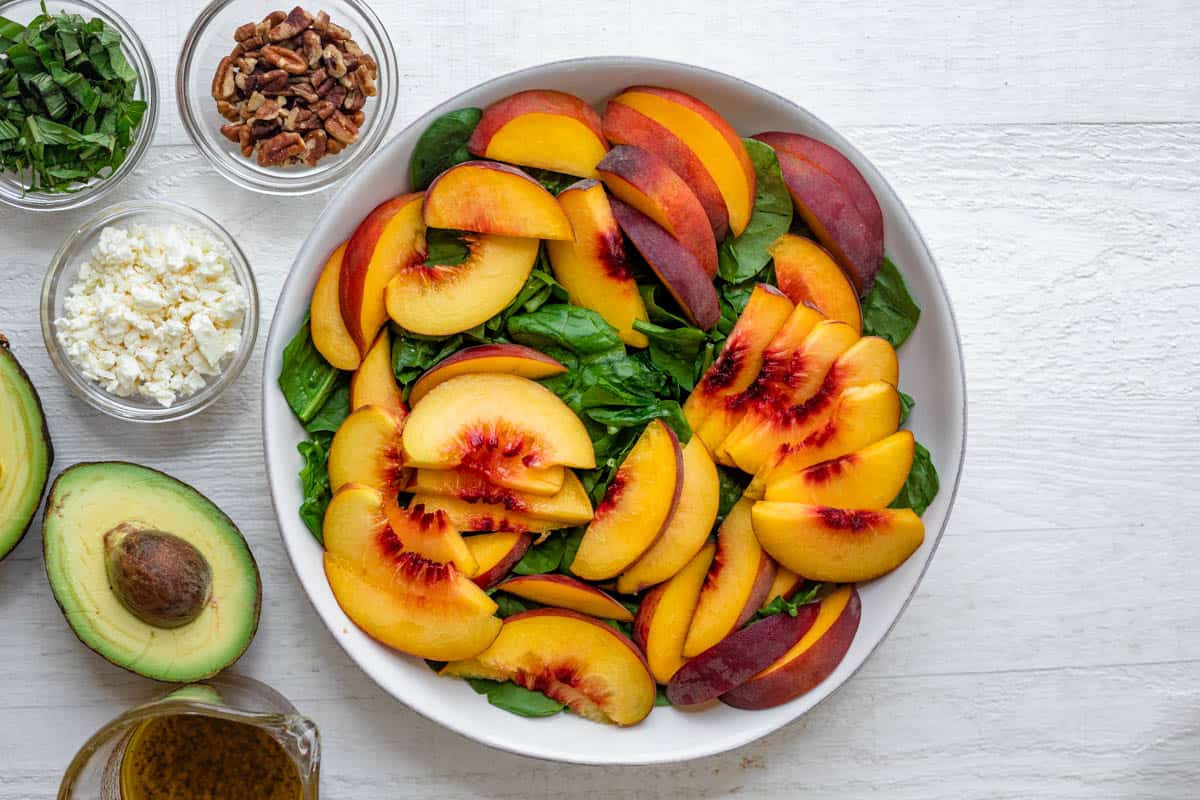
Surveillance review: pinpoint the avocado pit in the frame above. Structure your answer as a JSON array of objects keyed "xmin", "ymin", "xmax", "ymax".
[{"xmin": 104, "ymin": 523, "xmax": 213, "ymax": 629}]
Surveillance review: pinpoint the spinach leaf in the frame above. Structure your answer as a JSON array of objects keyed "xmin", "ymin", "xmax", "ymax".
[
  {"xmin": 409, "ymin": 107, "xmax": 481, "ymax": 190},
  {"xmin": 304, "ymin": 378, "xmax": 350, "ymax": 434},
  {"xmin": 279, "ymin": 317, "xmax": 340, "ymax": 423},
  {"xmin": 639, "ymin": 284, "xmax": 692, "ymax": 327},
  {"xmin": 586, "ymin": 401, "xmax": 690, "ymax": 444},
  {"xmin": 715, "ymin": 466, "xmax": 748, "ymax": 526},
  {"xmin": 391, "ymin": 331, "xmax": 464, "ymax": 387},
  {"xmin": 491, "ymin": 248, "xmax": 565, "ymax": 326},
  {"xmin": 513, "ymin": 534, "xmax": 566, "ymax": 575},
  {"xmin": 633, "ymin": 320, "xmax": 707, "ymax": 391},
  {"xmin": 507, "ymin": 304, "xmax": 623, "ymax": 355},
  {"xmin": 655, "ymin": 686, "xmax": 672, "ymax": 707},
  {"xmin": 755, "ymin": 582, "xmax": 822, "ymax": 621},
  {"xmin": 899, "ymin": 391, "xmax": 914, "ymax": 426},
  {"xmin": 424, "ymin": 228, "xmax": 471, "ymax": 266},
  {"xmin": 296, "ymin": 431, "xmax": 333, "ymax": 542},
  {"xmin": 465, "ymin": 679, "xmax": 566, "ymax": 718},
  {"xmin": 524, "ymin": 166, "xmax": 581, "ymax": 195},
  {"xmin": 717, "ymin": 139, "xmax": 793, "ymax": 283},
  {"xmin": 489, "ymin": 591, "xmax": 535, "ymax": 618},
  {"xmin": 557, "ymin": 527, "xmax": 585, "ymax": 574},
  {"xmin": 862, "ymin": 257, "xmax": 921, "ymax": 348},
  {"xmin": 890, "ymin": 441, "xmax": 939, "ymax": 515}
]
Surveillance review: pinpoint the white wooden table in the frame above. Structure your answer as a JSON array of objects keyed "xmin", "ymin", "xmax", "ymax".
[{"xmin": 3, "ymin": 1, "xmax": 1198, "ymax": 796}]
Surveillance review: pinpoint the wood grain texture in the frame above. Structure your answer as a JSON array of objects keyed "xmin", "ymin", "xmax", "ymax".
[{"xmin": 1, "ymin": 0, "xmax": 1199, "ymax": 796}]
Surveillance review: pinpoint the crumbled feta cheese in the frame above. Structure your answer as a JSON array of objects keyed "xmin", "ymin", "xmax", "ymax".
[{"xmin": 55, "ymin": 223, "xmax": 248, "ymax": 408}]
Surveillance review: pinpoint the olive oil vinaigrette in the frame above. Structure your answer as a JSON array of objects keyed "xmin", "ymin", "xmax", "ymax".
[{"xmin": 120, "ymin": 715, "xmax": 302, "ymax": 800}]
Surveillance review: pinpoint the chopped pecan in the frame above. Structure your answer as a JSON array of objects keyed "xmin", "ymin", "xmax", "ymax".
[
  {"xmin": 254, "ymin": 98, "xmax": 280, "ymax": 119},
  {"xmin": 352, "ymin": 65, "xmax": 376, "ymax": 97},
  {"xmin": 267, "ymin": 6, "xmax": 313, "ymax": 41},
  {"xmin": 314, "ymin": 77, "xmax": 334, "ymax": 98},
  {"xmin": 326, "ymin": 83, "xmax": 347, "ymax": 108},
  {"xmin": 236, "ymin": 56, "xmax": 258, "ymax": 74},
  {"xmin": 324, "ymin": 110, "xmax": 358, "ymax": 144},
  {"xmin": 344, "ymin": 40, "xmax": 363, "ymax": 57},
  {"xmin": 312, "ymin": 10, "xmax": 330, "ymax": 32},
  {"xmin": 261, "ymin": 44, "xmax": 308, "ymax": 74},
  {"xmin": 326, "ymin": 137, "xmax": 344, "ymax": 155},
  {"xmin": 238, "ymin": 125, "xmax": 253, "ymax": 157},
  {"xmin": 321, "ymin": 44, "xmax": 347, "ymax": 78},
  {"xmin": 244, "ymin": 91, "xmax": 267, "ymax": 113},
  {"xmin": 235, "ymin": 22, "xmax": 259, "ymax": 42},
  {"xmin": 350, "ymin": 110, "xmax": 365, "ymax": 127},
  {"xmin": 343, "ymin": 52, "xmax": 360, "ymax": 73},
  {"xmin": 234, "ymin": 71, "xmax": 251, "ymax": 93},
  {"xmin": 312, "ymin": 99, "xmax": 336, "ymax": 120},
  {"xmin": 309, "ymin": 67, "xmax": 327, "ymax": 87},
  {"xmin": 239, "ymin": 33, "xmax": 264, "ymax": 51},
  {"xmin": 295, "ymin": 108, "xmax": 322, "ymax": 131},
  {"xmin": 217, "ymin": 100, "xmax": 240, "ymax": 121},
  {"xmin": 259, "ymin": 131, "xmax": 306, "ymax": 165},
  {"xmin": 257, "ymin": 69, "xmax": 289, "ymax": 94},
  {"xmin": 219, "ymin": 123, "xmax": 243, "ymax": 143},
  {"xmin": 292, "ymin": 82, "xmax": 320, "ymax": 103},
  {"xmin": 263, "ymin": 10, "xmax": 287, "ymax": 26},
  {"xmin": 249, "ymin": 117, "xmax": 282, "ymax": 140},
  {"xmin": 360, "ymin": 53, "xmax": 378, "ymax": 80},
  {"xmin": 343, "ymin": 88, "xmax": 365, "ymax": 112},
  {"xmin": 324, "ymin": 20, "xmax": 351, "ymax": 40},
  {"xmin": 302, "ymin": 30, "xmax": 323, "ymax": 67},
  {"xmin": 212, "ymin": 56, "xmax": 235, "ymax": 100},
  {"xmin": 303, "ymin": 129, "xmax": 327, "ymax": 165}
]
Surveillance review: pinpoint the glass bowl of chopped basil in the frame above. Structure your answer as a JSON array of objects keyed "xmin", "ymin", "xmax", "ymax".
[{"xmin": 0, "ymin": 0, "xmax": 158, "ymax": 211}]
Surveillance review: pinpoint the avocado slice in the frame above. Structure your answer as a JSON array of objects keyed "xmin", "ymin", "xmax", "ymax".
[
  {"xmin": 43, "ymin": 463, "xmax": 261, "ymax": 682},
  {"xmin": 0, "ymin": 334, "xmax": 53, "ymax": 562}
]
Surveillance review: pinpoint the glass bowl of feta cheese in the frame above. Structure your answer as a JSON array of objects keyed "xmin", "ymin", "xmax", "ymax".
[{"xmin": 40, "ymin": 200, "xmax": 259, "ymax": 422}]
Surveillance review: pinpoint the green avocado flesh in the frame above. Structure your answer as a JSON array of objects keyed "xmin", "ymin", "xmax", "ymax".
[
  {"xmin": 0, "ymin": 338, "xmax": 52, "ymax": 561},
  {"xmin": 43, "ymin": 463, "xmax": 261, "ymax": 682}
]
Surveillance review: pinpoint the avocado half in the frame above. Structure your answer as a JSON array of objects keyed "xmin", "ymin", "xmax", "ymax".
[
  {"xmin": 43, "ymin": 462, "xmax": 261, "ymax": 682},
  {"xmin": 0, "ymin": 334, "xmax": 53, "ymax": 562}
]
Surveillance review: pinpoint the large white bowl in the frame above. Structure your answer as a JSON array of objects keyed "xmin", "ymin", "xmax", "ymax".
[{"xmin": 263, "ymin": 57, "xmax": 966, "ymax": 765}]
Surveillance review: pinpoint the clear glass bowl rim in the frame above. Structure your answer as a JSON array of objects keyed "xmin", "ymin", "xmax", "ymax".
[
  {"xmin": 175, "ymin": 0, "xmax": 399, "ymax": 196},
  {"xmin": 40, "ymin": 198, "xmax": 260, "ymax": 423},
  {"xmin": 0, "ymin": 0, "xmax": 160, "ymax": 212}
]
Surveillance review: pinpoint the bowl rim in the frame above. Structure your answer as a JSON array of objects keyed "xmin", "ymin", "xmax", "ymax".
[
  {"xmin": 261, "ymin": 55, "xmax": 967, "ymax": 764},
  {"xmin": 0, "ymin": 0, "xmax": 160, "ymax": 212},
  {"xmin": 175, "ymin": 0, "xmax": 399, "ymax": 196},
  {"xmin": 40, "ymin": 198, "xmax": 260, "ymax": 423}
]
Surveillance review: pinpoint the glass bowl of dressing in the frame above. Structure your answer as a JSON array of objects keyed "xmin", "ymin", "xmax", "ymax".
[{"xmin": 57, "ymin": 674, "xmax": 320, "ymax": 799}]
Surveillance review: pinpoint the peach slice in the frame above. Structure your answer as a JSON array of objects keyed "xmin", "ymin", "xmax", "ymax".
[
  {"xmin": 310, "ymin": 242, "xmax": 361, "ymax": 370},
  {"xmin": 764, "ymin": 430, "xmax": 915, "ymax": 507},
  {"xmin": 717, "ymin": 320, "xmax": 860, "ymax": 472},
  {"xmin": 682, "ymin": 498, "xmax": 775, "ymax": 658},
  {"xmin": 323, "ymin": 488, "xmax": 500, "ymax": 660},
  {"xmin": 616, "ymin": 436, "xmax": 719, "ymax": 594},
  {"xmin": 773, "ymin": 149, "xmax": 882, "ymax": 295},
  {"xmin": 763, "ymin": 566, "xmax": 803, "ymax": 606},
  {"xmin": 546, "ymin": 179, "xmax": 650, "ymax": 347},
  {"xmin": 328, "ymin": 405, "xmax": 406, "ymax": 496},
  {"xmin": 597, "ymin": 144, "xmax": 717, "ymax": 277},
  {"xmin": 341, "ymin": 193, "xmax": 425, "ymax": 354},
  {"xmin": 350, "ymin": 329, "xmax": 407, "ymax": 420},
  {"xmin": 570, "ymin": 420, "xmax": 683, "ymax": 580},
  {"xmin": 324, "ymin": 483, "xmax": 476, "ymax": 574},
  {"xmin": 407, "ymin": 468, "xmax": 592, "ymax": 525},
  {"xmin": 422, "ymin": 161, "xmax": 573, "ymax": 240},
  {"xmin": 408, "ymin": 344, "xmax": 566, "ymax": 406},
  {"xmin": 634, "ymin": 543, "xmax": 715, "ymax": 684},
  {"xmin": 752, "ymin": 503, "xmax": 925, "ymax": 582},
  {"xmin": 441, "ymin": 608, "xmax": 656, "ymax": 726},
  {"xmin": 695, "ymin": 303, "xmax": 824, "ymax": 453},
  {"xmin": 752, "ymin": 132, "xmax": 883, "ymax": 246},
  {"xmin": 722, "ymin": 585, "xmax": 861, "ymax": 709},
  {"xmin": 467, "ymin": 89, "xmax": 608, "ymax": 178},
  {"xmin": 750, "ymin": 380, "xmax": 903, "ymax": 496},
  {"xmin": 610, "ymin": 199, "xmax": 720, "ymax": 330},
  {"xmin": 684, "ymin": 284, "xmax": 794, "ymax": 447},
  {"xmin": 603, "ymin": 100, "xmax": 729, "ymax": 240},
  {"xmin": 666, "ymin": 603, "xmax": 819, "ymax": 706},
  {"xmin": 771, "ymin": 234, "xmax": 862, "ymax": 335},
  {"xmin": 386, "ymin": 233, "xmax": 539, "ymax": 337},
  {"xmin": 402, "ymin": 374, "xmax": 595, "ymax": 483},
  {"xmin": 497, "ymin": 574, "xmax": 633, "ymax": 621},
  {"xmin": 411, "ymin": 493, "xmax": 566, "ymax": 537},
  {"xmin": 465, "ymin": 531, "xmax": 532, "ymax": 590},
  {"xmin": 606, "ymin": 87, "xmax": 756, "ymax": 237}
]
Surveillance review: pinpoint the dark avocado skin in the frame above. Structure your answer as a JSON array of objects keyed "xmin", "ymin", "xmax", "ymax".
[
  {"xmin": 42, "ymin": 462, "xmax": 262, "ymax": 680},
  {"xmin": 0, "ymin": 333, "xmax": 53, "ymax": 562}
]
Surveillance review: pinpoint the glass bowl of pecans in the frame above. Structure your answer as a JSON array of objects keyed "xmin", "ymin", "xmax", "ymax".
[{"xmin": 177, "ymin": 1, "xmax": 397, "ymax": 195}]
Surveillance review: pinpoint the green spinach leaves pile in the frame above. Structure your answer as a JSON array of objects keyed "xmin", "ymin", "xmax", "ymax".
[
  {"xmin": 0, "ymin": 2, "xmax": 147, "ymax": 193},
  {"xmin": 278, "ymin": 104, "xmax": 941, "ymax": 720}
]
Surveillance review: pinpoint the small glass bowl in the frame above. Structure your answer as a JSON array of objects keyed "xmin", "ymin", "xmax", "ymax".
[
  {"xmin": 40, "ymin": 200, "xmax": 260, "ymax": 423},
  {"xmin": 177, "ymin": 0, "xmax": 398, "ymax": 196},
  {"xmin": 0, "ymin": 0, "xmax": 159, "ymax": 212}
]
